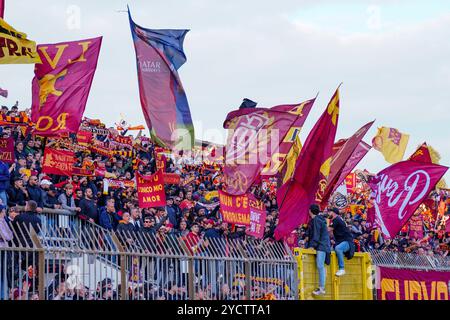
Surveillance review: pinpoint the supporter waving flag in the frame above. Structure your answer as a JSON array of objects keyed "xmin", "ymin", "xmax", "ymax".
[{"xmin": 129, "ymin": 8, "xmax": 194, "ymax": 151}]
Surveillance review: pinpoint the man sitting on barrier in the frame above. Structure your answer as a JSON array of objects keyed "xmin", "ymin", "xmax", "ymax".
[
  {"xmin": 328, "ymin": 207, "xmax": 355, "ymax": 277},
  {"xmin": 306, "ymin": 204, "xmax": 331, "ymax": 296}
]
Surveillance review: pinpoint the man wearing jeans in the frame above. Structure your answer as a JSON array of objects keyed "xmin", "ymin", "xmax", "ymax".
[
  {"xmin": 329, "ymin": 207, "xmax": 355, "ymax": 277},
  {"xmin": 306, "ymin": 204, "xmax": 331, "ymax": 296}
]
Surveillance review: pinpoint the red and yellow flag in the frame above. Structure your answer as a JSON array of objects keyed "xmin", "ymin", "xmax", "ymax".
[
  {"xmin": 372, "ymin": 127, "xmax": 409, "ymax": 164},
  {"xmin": 0, "ymin": 0, "xmax": 5, "ymax": 19},
  {"xmin": 275, "ymin": 88, "xmax": 340, "ymax": 240},
  {"xmin": 31, "ymin": 37, "xmax": 102, "ymax": 136},
  {"xmin": 0, "ymin": 17, "xmax": 41, "ymax": 64}
]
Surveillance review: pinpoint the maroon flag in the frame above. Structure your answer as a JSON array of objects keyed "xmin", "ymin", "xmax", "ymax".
[
  {"xmin": 368, "ymin": 161, "xmax": 448, "ymax": 239},
  {"xmin": 321, "ymin": 121, "xmax": 374, "ymax": 205},
  {"xmin": 334, "ymin": 141, "xmax": 371, "ymax": 190},
  {"xmin": 261, "ymin": 99, "xmax": 315, "ymax": 177},
  {"xmin": 275, "ymin": 88, "xmax": 340, "ymax": 240},
  {"xmin": 0, "ymin": 87, "xmax": 7, "ymax": 98},
  {"xmin": 409, "ymin": 142, "xmax": 432, "ymax": 163},
  {"xmin": 223, "ymin": 99, "xmax": 315, "ymax": 195},
  {"xmin": 0, "ymin": 0, "xmax": 4, "ymax": 19},
  {"xmin": 246, "ymin": 194, "xmax": 266, "ymax": 239},
  {"xmin": 31, "ymin": 37, "xmax": 102, "ymax": 137},
  {"xmin": 0, "ymin": 137, "xmax": 14, "ymax": 164}
]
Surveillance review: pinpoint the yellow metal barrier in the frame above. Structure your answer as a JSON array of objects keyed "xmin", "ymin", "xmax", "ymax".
[{"xmin": 294, "ymin": 248, "xmax": 374, "ymax": 300}]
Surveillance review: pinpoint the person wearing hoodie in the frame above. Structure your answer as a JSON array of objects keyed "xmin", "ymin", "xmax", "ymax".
[{"xmin": 306, "ymin": 204, "xmax": 331, "ymax": 297}]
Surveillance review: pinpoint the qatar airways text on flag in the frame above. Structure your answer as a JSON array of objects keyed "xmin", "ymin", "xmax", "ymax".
[
  {"xmin": 129, "ymin": 10, "xmax": 194, "ymax": 150},
  {"xmin": 369, "ymin": 161, "xmax": 448, "ymax": 239}
]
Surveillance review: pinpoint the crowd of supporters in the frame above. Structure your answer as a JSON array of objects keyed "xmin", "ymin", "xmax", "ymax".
[{"xmin": 0, "ymin": 103, "xmax": 449, "ymax": 300}]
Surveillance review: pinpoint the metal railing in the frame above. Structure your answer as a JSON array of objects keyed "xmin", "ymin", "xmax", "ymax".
[
  {"xmin": 15, "ymin": 206, "xmax": 83, "ymax": 235},
  {"xmin": 369, "ymin": 249, "xmax": 450, "ymax": 271},
  {"xmin": 0, "ymin": 222, "xmax": 298, "ymax": 300}
]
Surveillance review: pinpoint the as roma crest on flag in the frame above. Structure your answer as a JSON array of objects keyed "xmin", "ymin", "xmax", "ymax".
[
  {"xmin": 31, "ymin": 37, "xmax": 102, "ymax": 137},
  {"xmin": 42, "ymin": 148, "xmax": 75, "ymax": 176}
]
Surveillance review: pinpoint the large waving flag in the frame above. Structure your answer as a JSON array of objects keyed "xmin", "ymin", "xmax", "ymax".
[
  {"xmin": 261, "ymin": 99, "xmax": 315, "ymax": 177},
  {"xmin": 368, "ymin": 161, "xmax": 448, "ymax": 239},
  {"xmin": 129, "ymin": 9, "xmax": 194, "ymax": 150},
  {"xmin": 372, "ymin": 127, "xmax": 409, "ymax": 164},
  {"xmin": 409, "ymin": 142, "xmax": 447, "ymax": 189},
  {"xmin": 409, "ymin": 142, "xmax": 432, "ymax": 163},
  {"xmin": 31, "ymin": 37, "xmax": 102, "ymax": 136},
  {"xmin": 274, "ymin": 88, "xmax": 340, "ymax": 240},
  {"xmin": 223, "ymin": 99, "xmax": 315, "ymax": 195},
  {"xmin": 321, "ymin": 121, "xmax": 374, "ymax": 205},
  {"xmin": 282, "ymin": 136, "xmax": 302, "ymax": 184},
  {"xmin": 0, "ymin": 17, "xmax": 41, "ymax": 64}
]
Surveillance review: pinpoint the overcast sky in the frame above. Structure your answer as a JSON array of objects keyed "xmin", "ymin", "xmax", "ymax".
[{"xmin": 1, "ymin": 0, "xmax": 450, "ymax": 180}]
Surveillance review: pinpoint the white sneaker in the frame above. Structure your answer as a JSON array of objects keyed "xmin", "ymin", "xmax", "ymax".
[
  {"xmin": 335, "ymin": 269, "xmax": 346, "ymax": 277},
  {"xmin": 312, "ymin": 288, "xmax": 326, "ymax": 296}
]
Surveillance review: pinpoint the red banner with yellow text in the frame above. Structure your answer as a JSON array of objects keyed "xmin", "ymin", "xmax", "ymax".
[
  {"xmin": 136, "ymin": 171, "xmax": 166, "ymax": 208},
  {"xmin": 42, "ymin": 148, "xmax": 75, "ymax": 176},
  {"xmin": 219, "ymin": 190, "xmax": 250, "ymax": 226},
  {"xmin": 376, "ymin": 266, "xmax": 449, "ymax": 300}
]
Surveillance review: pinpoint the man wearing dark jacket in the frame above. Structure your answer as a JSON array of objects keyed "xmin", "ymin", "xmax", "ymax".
[
  {"xmin": 98, "ymin": 198, "xmax": 121, "ymax": 231},
  {"xmin": 26, "ymin": 176, "xmax": 44, "ymax": 209},
  {"xmin": 141, "ymin": 215, "xmax": 168, "ymax": 236},
  {"xmin": 203, "ymin": 220, "xmax": 222, "ymax": 239},
  {"xmin": 0, "ymin": 160, "xmax": 10, "ymax": 206},
  {"xmin": 7, "ymin": 177, "xmax": 28, "ymax": 207},
  {"xmin": 79, "ymin": 188, "xmax": 98, "ymax": 223},
  {"xmin": 12, "ymin": 200, "xmax": 41, "ymax": 248},
  {"xmin": 43, "ymin": 185, "xmax": 61, "ymax": 209},
  {"xmin": 166, "ymin": 198, "xmax": 181, "ymax": 229},
  {"xmin": 329, "ymin": 208, "xmax": 355, "ymax": 277},
  {"xmin": 306, "ymin": 204, "xmax": 331, "ymax": 296}
]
